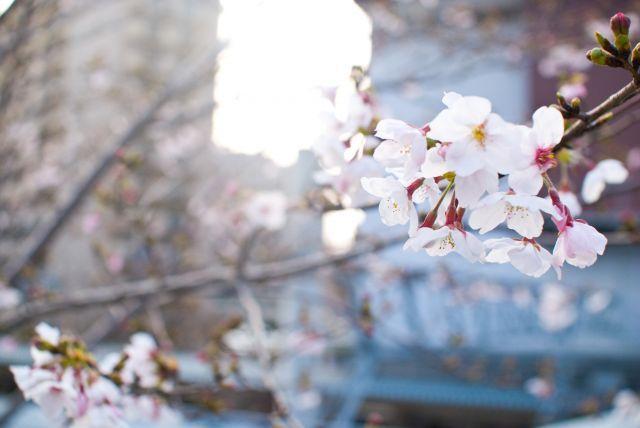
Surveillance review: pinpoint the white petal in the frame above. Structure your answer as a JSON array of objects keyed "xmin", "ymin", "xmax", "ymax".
[
  {"xmin": 445, "ymin": 138, "xmax": 485, "ymax": 177},
  {"xmin": 456, "ymin": 169, "xmax": 499, "ymax": 208},
  {"xmin": 373, "ymin": 140, "xmax": 404, "ymax": 166},
  {"xmin": 484, "ymin": 238, "xmax": 520, "ymax": 263},
  {"xmin": 428, "ymin": 109, "xmax": 471, "ymax": 143},
  {"xmin": 508, "ymin": 165, "xmax": 542, "ymax": 195},
  {"xmin": 451, "ymin": 229, "xmax": 485, "ymax": 262},
  {"xmin": 598, "ymin": 159, "xmax": 629, "ymax": 183},
  {"xmin": 505, "ymin": 204, "xmax": 544, "ymax": 238},
  {"xmin": 508, "ymin": 244, "xmax": 550, "ymax": 277},
  {"xmin": 469, "ymin": 200, "xmax": 508, "ymax": 234},
  {"xmin": 581, "ymin": 169, "xmax": 606, "ymax": 203},
  {"xmin": 532, "ymin": 106, "xmax": 564, "ymax": 148},
  {"xmin": 360, "ymin": 176, "xmax": 399, "ymax": 198},
  {"xmin": 403, "ymin": 227, "xmax": 449, "ymax": 251},
  {"xmin": 375, "ymin": 119, "xmax": 416, "ymax": 140},
  {"xmin": 450, "ymin": 95, "xmax": 492, "ymax": 126},
  {"xmin": 35, "ymin": 323, "xmax": 60, "ymax": 346},
  {"xmin": 379, "ymin": 192, "xmax": 411, "ymax": 226},
  {"xmin": 442, "ymin": 91, "xmax": 463, "ymax": 108}
]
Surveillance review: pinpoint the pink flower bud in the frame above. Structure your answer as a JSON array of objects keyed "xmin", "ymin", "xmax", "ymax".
[{"xmin": 611, "ymin": 12, "xmax": 631, "ymax": 36}]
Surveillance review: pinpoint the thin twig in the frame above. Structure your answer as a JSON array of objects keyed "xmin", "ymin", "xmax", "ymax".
[
  {"xmin": 556, "ymin": 80, "xmax": 640, "ymax": 150},
  {"xmin": 0, "ymin": 234, "xmax": 406, "ymax": 333},
  {"xmin": 233, "ymin": 230, "xmax": 303, "ymax": 428}
]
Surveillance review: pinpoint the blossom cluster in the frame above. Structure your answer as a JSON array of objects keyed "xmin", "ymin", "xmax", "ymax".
[
  {"xmin": 313, "ymin": 67, "xmax": 384, "ymax": 208},
  {"xmin": 10, "ymin": 323, "xmax": 180, "ymax": 427},
  {"xmin": 358, "ymin": 91, "xmax": 624, "ymax": 278}
]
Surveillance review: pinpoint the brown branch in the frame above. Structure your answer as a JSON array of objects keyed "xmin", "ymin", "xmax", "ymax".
[
  {"xmin": 0, "ymin": 234, "xmax": 406, "ymax": 333},
  {"xmin": 556, "ymin": 80, "xmax": 640, "ymax": 151}
]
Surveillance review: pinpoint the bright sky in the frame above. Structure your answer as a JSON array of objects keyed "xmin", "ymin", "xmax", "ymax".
[
  {"xmin": 0, "ymin": 0, "xmax": 15, "ymax": 17},
  {"xmin": 212, "ymin": 0, "xmax": 372, "ymax": 166}
]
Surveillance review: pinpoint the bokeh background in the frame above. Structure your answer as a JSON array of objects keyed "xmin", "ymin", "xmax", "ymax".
[{"xmin": 1, "ymin": 0, "xmax": 640, "ymax": 427}]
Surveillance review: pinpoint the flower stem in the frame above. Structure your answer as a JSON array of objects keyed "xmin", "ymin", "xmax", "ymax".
[{"xmin": 420, "ymin": 178, "xmax": 455, "ymax": 228}]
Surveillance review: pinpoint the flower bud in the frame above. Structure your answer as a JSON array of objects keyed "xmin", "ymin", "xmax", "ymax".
[
  {"xmin": 556, "ymin": 148, "xmax": 572, "ymax": 164},
  {"xmin": 570, "ymin": 97, "xmax": 581, "ymax": 111},
  {"xmin": 611, "ymin": 12, "xmax": 631, "ymax": 36},
  {"xmin": 595, "ymin": 31, "xmax": 618, "ymax": 55},
  {"xmin": 586, "ymin": 48, "xmax": 625, "ymax": 67},
  {"xmin": 632, "ymin": 42, "xmax": 640, "ymax": 69}
]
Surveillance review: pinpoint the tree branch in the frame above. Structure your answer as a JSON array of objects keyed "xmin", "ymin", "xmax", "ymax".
[
  {"xmin": 556, "ymin": 79, "xmax": 640, "ymax": 151},
  {"xmin": 0, "ymin": 234, "xmax": 406, "ymax": 333}
]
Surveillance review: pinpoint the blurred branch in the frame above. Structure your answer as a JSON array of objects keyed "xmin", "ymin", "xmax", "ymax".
[
  {"xmin": 0, "ymin": 234, "xmax": 406, "ymax": 333},
  {"xmin": 234, "ymin": 230, "xmax": 302, "ymax": 428},
  {"xmin": 2, "ymin": 48, "xmax": 220, "ymax": 287}
]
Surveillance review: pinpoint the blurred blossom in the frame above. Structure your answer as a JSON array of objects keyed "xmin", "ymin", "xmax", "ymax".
[
  {"xmin": 295, "ymin": 389, "xmax": 322, "ymax": 411},
  {"xmin": 31, "ymin": 164, "xmax": 63, "ymax": 194},
  {"xmin": 512, "ymin": 286, "xmax": 533, "ymax": 308},
  {"xmin": 583, "ymin": 289, "xmax": 612, "ymax": 314},
  {"xmin": 0, "ymin": 282, "xmax": 21, "ymax": 310},
  {"xmin": 315, "ymin": 157, "xmax": 384, "ymax": 207},
  {"xmin": 440, "ymin": 4, "xmax": 476, "ymax": 29},
  {"xmin": 81, "ymin": 212, "xmax": 102, "ymax": 235},
  {"xmin": 581, "ymin": 159, "xmax": 628, "ymax": 204},
  {"xmin": 612, "ymin": 390, "xmax": 640, "ymax": 424},
  {"xmin": 466, "ymin": 280, "xmax": 507, "ymax": 303},
  {"xmin": 525, "ymin": 377, "xmax": 554, "ymax": 399},
  {"xmin": 537, "ymin": 283, "xmax": 577, "ymax": 332},
  {"xmin": 558, "ymin": 81, "xmax": 587, "ymax": 100},
  {"xmin": 538, "ymin": 45, "xmax": 590, "ymax": 78},
  {"xmin": 244, "ymin": 191, "xmax": 287, "ymax": 231},
  {"xmin": 627, "ymin": 148, "xmax": 640, "ymax": 171},
  {"xmin": 106, "ymin": 253, "xmax": 125, "ymax": 274},
  {"xmin": 288, "ymin": 331, "xmax": 327, "ymax": 357},
  {"xmin": 89, "ymin": 69, "xmax": 112, "ymax": 91},
  {"xmin": 156, "ymin": 127, "xmax": 201, "ymax": 167},
  {"xmin": 0, "ymin": 336, "xmax": 18, "ymax": 353}
]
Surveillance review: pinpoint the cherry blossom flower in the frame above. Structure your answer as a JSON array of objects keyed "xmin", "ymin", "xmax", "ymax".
[
  {"xmin": 553, "ymin": 218, "xmax": 607, "ymax": 268},
  {"xmin": 484, "ymin": 238, "xmax": 560, "ymax": 278},
  {"xmin": 373, "ymin": 119, "xmax": 427, "ymax": 181},
  {"xmin": 469, "ymin": 192, "xmax": 560, "ymax": 238},
  {"xmin": 244, "ymin": 191, "xmax": 287, "ymax": 231},
  {"xmin": 72, "ymin": 377, "xmax": 125, "ymax": 428},
  {"xmin": 581, "ymin": 159, "xmax": 629, "ymax": 203},
  {"xmin": 315, "ymin": 157, "xmax": 384, "ymax": 207},
  {"xmin": 403, "ymin": 225, "xmax": 485, "ymax": 262},
  {"xmin": 10, "ymin": 367, "xmax": 78, "ymax": 422},
  {"xmin": 361, "ymin": 176, "xmax": 438, "ymax": 227},
  {"xmin": 121, "ymin": 333, "xmax": 164, "ymax": 390},
  {"xmin": 333, "ymin": 77, "xmax": 374, "ymax": 136},
  {"xmin": 509, "ymin": 106, "xmax": 565, "ymax": 195},
  {"xmin": 428, "ymin": 92, "xmax": 519, "ymax": 177}
]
